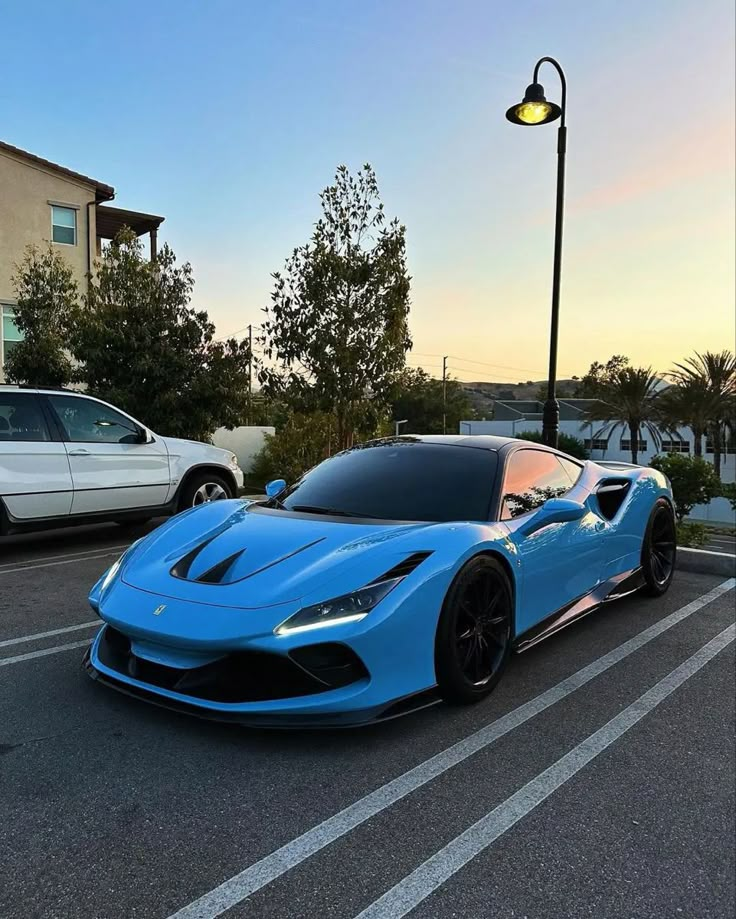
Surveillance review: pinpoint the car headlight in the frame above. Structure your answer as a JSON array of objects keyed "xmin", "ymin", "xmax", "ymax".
[
  {"xmin": 228, "ymin": 452, "xmax": 240, "ymax": 468},
  {"xmin": 274, "ymin": 577, "xmax": 402, "ymax": 636},
  {"xmin": 100, "ymin": 539, "xmax": 142, "ymax": 595}
]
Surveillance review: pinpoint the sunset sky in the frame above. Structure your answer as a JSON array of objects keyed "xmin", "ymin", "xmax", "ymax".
[{"xmin": 3, "ymin": 0, "xmax": 734, "ymax": 384}]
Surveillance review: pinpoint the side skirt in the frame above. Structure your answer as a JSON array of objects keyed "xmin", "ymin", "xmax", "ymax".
[{"xmin": 513, "ymin": 567, "xmax": 645, "ymax": 654}]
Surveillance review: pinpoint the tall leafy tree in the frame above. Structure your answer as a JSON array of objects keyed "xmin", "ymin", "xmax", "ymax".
[
  {"xmin": 259, "ymin": 164, "xmax": 411, "ymax": 450},
  {"xmin": 71, "ymin": 229, "xmax": 251, "ymax": 441},
  {"xmin": 574, "ymin": 355, "xmax": 630, "ymax": 399},
  {"xmin": 4, "ymin": 245, "xmax": 78, "ymax": 387},
  {"xmin": 389, "ymin": 367, "xmax": 475, "ymax": 434},
  {"xmin": 669, "ymin": 351, "xmax": 735, "ymax": 477},
  {"xmin": 586, "ymin": 365, "xmax": 662, "ymax": 464}
]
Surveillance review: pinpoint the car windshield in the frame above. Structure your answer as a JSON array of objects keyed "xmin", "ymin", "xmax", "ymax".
[{"xmin": 279, "ymin": 440, "xmax": 498, "ymax": 522}]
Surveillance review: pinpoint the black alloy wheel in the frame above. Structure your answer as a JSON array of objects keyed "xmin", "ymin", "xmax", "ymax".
[
  {"xmin": 641, "ymin": 498, "xmax": 677, "ymax": 596},
  {"xmin": 435, "ymin": 555, "xmax": 513, "ymax": 704}
]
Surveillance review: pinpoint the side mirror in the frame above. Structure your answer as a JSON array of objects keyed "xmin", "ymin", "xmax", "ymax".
[
  {"xmin": 265, "ymin": 478, "xmax": 287, "ymax": 498},
  {"xmin": 519, "ymin": 497, "xmax": 586, "ymax": 537}
]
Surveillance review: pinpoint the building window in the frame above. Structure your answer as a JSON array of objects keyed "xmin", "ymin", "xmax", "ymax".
[
  {"xmin": 584, "ymin": 438, "xmax": 609, "ymax": 451},
  {"xmin": 620, "ymin": 438, "xmax": 648, "ymax": 452},
  {"xmin": 661, "ymin": 439, "xmax": 690, "ymax": 454},
  {"xmin": 1, "ymin": 306, "xmax": 23, "ymax": 367},
  {"xmin": 51, "ymin": 205, "xmax": 77, "ymax": 245},
  {"xmin": 705, "ymin": 437, "xmax": 736, "ymax": 455}
]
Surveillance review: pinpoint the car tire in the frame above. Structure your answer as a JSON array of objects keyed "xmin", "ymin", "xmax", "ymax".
[
  {"xmin": 640, "ymin": 498, "xmax": 677, "ymax": 597},
  {"xmin": 178, "ymin": 472, "xmax": 234, "ymax": 512},
  {"xmin": 435, "ymin": 555, "xmax": 513, "ymax": 705}
]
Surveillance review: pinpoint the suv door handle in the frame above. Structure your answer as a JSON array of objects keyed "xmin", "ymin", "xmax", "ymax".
[{"xmin": 68, "ymin": 448, "xmax": 91, "ymax": 456}]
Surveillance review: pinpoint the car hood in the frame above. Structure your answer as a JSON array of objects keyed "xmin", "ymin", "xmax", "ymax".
[{"xmin": 121, "ymin": 500, "xmax": 429, "ymax": 608}]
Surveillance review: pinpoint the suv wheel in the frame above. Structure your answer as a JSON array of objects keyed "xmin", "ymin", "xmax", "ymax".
[{"xmin": 178, "ymin": 472, "xmax": 234, "ymax": 512}]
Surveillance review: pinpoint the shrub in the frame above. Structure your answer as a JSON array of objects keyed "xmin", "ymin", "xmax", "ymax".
[
  {"xmin": 248, "ymin": 411, "xmax": 337, "ymax": 488},
  {"xmin": 516, "ymin": 430, "xmax": 589, "ymax": 460},
  {"xmin": 676, "ymin": 521, "xmax": 708, "ymax": 548},
  {"xmin": 649, "ymin": 453, "xmax": 720, "ymax": 521}
]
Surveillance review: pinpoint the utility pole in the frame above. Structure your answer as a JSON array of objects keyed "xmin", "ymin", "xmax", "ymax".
[
  {"xmin": 442, "ymin": 355, "xmax": 448, "ymax": 434},
  {"xmin": 247, "ymin": 324, "xmax": 253, "ymax": 426}
]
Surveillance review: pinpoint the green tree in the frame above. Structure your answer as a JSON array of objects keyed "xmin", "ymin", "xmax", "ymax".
[
  {"xmin": 389, "ymin": 368, "xmax": 475, "ymax": 434},
  {"xmin": 586, "ymin": 365, "xmax": 662, "ymax": 464},
  {"xmin": 259, "ymin": 164, "xmax": 411, "ymax": 451},
  {"xmin": 516, "ymin": 430, "xmax": 589, "ymax": 459},
  {"xmin": 574, "ymin": 355, "xmax": 630, "ymax": 399},
  {"xmin": 669, "ymin": 351, "xmax": 736, "ymax": 477},
  {"xmin": 71, "ymin": 228, "xmax": 251, "ymax": 441},
  {"xmin": 4, "ymin": 245, "xmax": 78, "ymax": 387},
  {"xmin": 650, "ymin": 453, "xmax": 720, "ymax": 521}
]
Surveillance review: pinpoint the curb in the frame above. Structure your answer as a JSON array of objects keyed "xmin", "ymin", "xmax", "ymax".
[{"xmin": 677, "ymin": 547, "xmax": 736, "ymax": 577}]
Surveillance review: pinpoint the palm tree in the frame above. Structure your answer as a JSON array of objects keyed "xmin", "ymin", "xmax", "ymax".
[
  {"xmin": 586, "ymin": 366, "xmax": 662, "ymax": 464},
  {"xmin": 657, "ymin": 377, "xmax": 714, "ymax": 457},
  {"xmin": 670, "ymin": 351, "xmax": 736, "ymax": 477}
]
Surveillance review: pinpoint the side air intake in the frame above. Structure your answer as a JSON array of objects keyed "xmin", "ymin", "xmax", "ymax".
[
  {"xmin": 372, "ymin": 551, "xmax": 433, "ymax": 583},
  {"xmin": 595, "ymin": 479, "xmax": 631, "ymax": 521}
]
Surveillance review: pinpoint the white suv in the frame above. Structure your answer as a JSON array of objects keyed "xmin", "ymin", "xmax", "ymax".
[{"xmin": 0, "ymin": 387, "xmax": 244, "ymax": 534}]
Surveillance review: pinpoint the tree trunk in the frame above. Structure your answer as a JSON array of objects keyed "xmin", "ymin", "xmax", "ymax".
[
  {"xmin": 630, "ymin": 421, "xmax": 639, "ymax": 465},
  {"xmin": 692, "ymin": 425, "xmax": 703, "ymax": 457},
  {"xmin": 713, "ymin": 423, "xmax": 723, "ymax": 479}
]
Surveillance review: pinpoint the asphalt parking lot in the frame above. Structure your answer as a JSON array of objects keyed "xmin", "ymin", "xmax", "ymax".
[{"xmin": 1, "ymin": 523, "xmax": 734, "ymax": 919}]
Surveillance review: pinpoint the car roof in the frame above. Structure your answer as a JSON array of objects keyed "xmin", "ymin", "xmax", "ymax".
[{"xmin": 371, "ymin": 434, "xmax": 518, "ymax": 451}]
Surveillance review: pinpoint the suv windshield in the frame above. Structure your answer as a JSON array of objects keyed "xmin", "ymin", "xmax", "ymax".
[{"xmin": 279, "ymin": 440, "xmax": 497, "ymax": 522}]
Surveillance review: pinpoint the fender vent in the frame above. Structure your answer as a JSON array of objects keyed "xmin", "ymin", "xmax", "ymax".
[
  {"xmin": 373, "ymin": 551, "xmax": 432, "ymax": 583},
  {"xmin": 596, "ymin": 479, "xmax": 631, "ymax": 520}
]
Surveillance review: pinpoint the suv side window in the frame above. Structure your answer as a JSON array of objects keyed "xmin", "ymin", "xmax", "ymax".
[
  {"xmin": 501, "ymin": 449, "xmax": 575, "ymax": 520},
  {"xmin": 0, "ymin": 394, "xmax": 51, "ymax": 442},
  {"xmin": 48, "ymin": 395, "xmax": 141, "ymax": 444}
]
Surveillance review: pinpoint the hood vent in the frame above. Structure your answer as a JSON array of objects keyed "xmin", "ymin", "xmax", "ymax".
[{"xmin": 372, "ymin": 551, "xmax": 432, "ymax": 583}]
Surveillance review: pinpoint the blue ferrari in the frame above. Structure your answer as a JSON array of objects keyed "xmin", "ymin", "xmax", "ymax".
[{"xmin": 84, "ymin": 435, "xmax": 676, "ymax": 726}]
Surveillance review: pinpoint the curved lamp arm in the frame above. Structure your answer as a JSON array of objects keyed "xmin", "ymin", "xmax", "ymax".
[{"xmin": 533, "ymin": 57, "xmax": 567, "ymax": 126}]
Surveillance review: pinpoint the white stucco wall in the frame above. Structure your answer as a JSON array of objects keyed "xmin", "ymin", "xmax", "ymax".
[{"xmin": 212, "ymin": 426, "xmax": 274, "ymax": 472}]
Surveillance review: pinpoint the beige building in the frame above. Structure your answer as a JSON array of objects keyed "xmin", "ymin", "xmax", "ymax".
[{"xmin": 0, "ymin": 140, "xmax": 164, "ymax": 380}]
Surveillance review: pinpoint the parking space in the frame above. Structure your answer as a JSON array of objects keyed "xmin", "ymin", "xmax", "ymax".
[{"xmin": 1, "ymin": 526, "xmax": 734, "ymax": 919}]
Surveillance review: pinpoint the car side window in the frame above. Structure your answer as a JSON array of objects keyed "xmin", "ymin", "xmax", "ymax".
[
  {"xmin": 501, "ymin": 449, "xmax": 574, "ymax": 520},
  {"xmin": 0, "ymin": 394, "xmax": 51, "ymax": 443},
  {"xmin": 48, "ymin": 395, "xmax": 141, "ymax": 444},
  {"xmin": 557, "ymin": 455, "xmax": 583, "ymax": 486}
]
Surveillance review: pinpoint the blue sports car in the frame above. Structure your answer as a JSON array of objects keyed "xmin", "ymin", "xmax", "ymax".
[{"xmin": 84, "ymin": 435, "xmax": 676, "ymax": 726}]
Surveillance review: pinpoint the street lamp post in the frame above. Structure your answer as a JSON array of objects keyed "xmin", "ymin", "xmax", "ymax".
[{"xmin": 506, "ymin": 56, "xmax": 567, "ymax": 449}]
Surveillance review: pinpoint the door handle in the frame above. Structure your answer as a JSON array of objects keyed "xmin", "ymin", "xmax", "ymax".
[{"xmin": 68, "ymin": 448, "xmax": 91, "ymax": 456}]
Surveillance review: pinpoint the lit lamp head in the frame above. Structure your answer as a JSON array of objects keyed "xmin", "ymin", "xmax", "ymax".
[{"xmin": 506, "ymin": 82, "xmax": 562, "ymax": 126}]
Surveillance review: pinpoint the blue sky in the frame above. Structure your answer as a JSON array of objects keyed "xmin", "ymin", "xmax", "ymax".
[{"xmin": 3, "ymin": 0, "xmax": 734, "ymax": 383}]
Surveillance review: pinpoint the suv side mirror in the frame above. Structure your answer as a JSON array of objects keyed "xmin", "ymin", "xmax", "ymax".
[{"xmin": 519, "ymin": 497, "xmax": 586, "ymax": 537}]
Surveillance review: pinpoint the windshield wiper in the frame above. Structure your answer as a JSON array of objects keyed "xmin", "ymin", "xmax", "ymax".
[{"xmin": 289, "ymin": 504, "xmax": 377, "ymax": 519}]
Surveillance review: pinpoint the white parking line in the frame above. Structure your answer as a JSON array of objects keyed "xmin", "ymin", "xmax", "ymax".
[
  {"xmin": 167, "ymin": 578, "xmax": 735, "ymax": 919},
  {"xmin": 0, "ymin": 544, "xmax": 128, "ymax": 571},
  {"xmin": 354, "ymin": 622, "xmax": 736, "ymax": 919},
  {"xmin": 0, "ymin": 638, "xmax": 92, "ymax": 667},
  {"xmin": 0, "ymin": 551, "xmax": 121, "ymax": 576},
  {"xmin": 0, "ymin": 620, "xmax": 99, "ymax": 649}
]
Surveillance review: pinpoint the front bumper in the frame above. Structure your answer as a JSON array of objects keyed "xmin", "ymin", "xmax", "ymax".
[{"xmin": 84, "ymin": 627, "xmax": 438, "ymax": 728}]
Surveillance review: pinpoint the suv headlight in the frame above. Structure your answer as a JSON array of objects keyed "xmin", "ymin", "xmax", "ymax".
[{"xmin": 275, "ymin": 577, "xmax": 401, "ymax": 636}]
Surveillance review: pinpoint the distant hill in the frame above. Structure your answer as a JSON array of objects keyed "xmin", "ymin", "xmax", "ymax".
[{"xmin": 460, "ymin": 379, "xmax": 579, "ymax": 418}]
